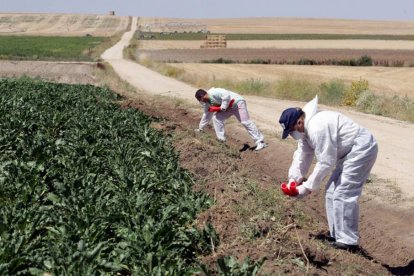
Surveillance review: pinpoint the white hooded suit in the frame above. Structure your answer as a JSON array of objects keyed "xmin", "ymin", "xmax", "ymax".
[
  {"xmin": 198, "ymin": 87, "xmax": 264, "ymax": 144},
  {"xmin": 289, "ymin": 96, "xmax": 378, "ymax": 245}
]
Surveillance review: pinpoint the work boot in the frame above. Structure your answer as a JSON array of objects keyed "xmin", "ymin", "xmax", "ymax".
[
  {"xmin": 312, "ymin": 232, "xmax": 336, "ymax": 242},
  {"xmin": 331, "ymin": 242, "xmax": 360, "ymax": 253},
  {"xmin": 326, "ymin": 236, "xmax": 336, "ymax": 242},
  {"xmin": 255, "ymin": 141, "xmax": 267, "ymax": 151}
]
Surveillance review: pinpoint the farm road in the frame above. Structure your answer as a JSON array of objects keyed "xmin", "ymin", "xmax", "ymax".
[{"xmin": 102, "ymin": 17, "xmax": 414, "ymax": 199}]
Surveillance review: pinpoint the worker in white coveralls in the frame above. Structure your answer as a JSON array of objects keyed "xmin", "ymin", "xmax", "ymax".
[
  {"xmin": 278, "ymin": 96, "xmax": 378, "ymax": 252},
  {"xmin": 195, "ymin": 88, "xmax": 267, "ymax": 151}
]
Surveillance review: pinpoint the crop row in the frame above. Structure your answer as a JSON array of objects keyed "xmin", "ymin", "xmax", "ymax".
[
  {"xmin": 0, "ymin": 78, "xmax": 215, "ymax": 274},
  {"xmin": 0, "ymin": 36, "xmax": 105, "ymax": 61}
]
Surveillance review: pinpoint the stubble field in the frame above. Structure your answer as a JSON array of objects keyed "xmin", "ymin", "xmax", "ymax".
[
  {"xmin": 0, "ymin": 13, "xmax": 129, "ymax": 36},
  {"xmin": 136, "ymin": 17, "xmax": 414, "ymax": 99}
]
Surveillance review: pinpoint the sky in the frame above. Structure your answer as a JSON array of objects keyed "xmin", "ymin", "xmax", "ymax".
[{"xmin": 1, "ymin": 0, "xmax": 413, "ymax": 21}]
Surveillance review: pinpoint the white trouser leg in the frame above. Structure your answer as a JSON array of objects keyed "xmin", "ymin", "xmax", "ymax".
[
  {"xmin": 241, "ymin": 120, "xmax": 264, "ymax": 143},
  {"xmin": 233, "ymin": 100, "xmax": 264, "ymax": 143},
  {"xmin": 328, "ymin": 129, "xmax": 378, "ymax": 245},
  {"xmin": 325, "ymin": 166, "xmax": 342, "ymax": 239},
  {"xmin": 213, "ymin": 112, "xmax": 231, "ymax": 141}
]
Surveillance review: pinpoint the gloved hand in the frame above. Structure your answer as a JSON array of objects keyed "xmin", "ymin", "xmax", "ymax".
[
  {"xmin": 295, "ymin": 185, "xmax": 311, "ymax": 199},
  {"xmin": 281, "ymin": 179, "xmax": 299, "ymax": 196},
  {"xmin": 208, "ymin": 106, "xmax": 221, "ymax": 112}
]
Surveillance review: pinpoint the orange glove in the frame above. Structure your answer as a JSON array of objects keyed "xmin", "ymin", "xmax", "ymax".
[{"xmin": 208, "ymin": 106, "xmax": 221, "ymax": 112}]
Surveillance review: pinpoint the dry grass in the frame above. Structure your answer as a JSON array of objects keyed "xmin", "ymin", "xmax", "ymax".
[{"xmin": 167, "ymin": 63, "xmax": 414, "ymax": 99}]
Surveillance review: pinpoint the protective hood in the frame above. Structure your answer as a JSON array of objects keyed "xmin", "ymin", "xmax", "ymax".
[{"xmin": 303, "ymin": 95, "xmax": 318, "ymax": 130}]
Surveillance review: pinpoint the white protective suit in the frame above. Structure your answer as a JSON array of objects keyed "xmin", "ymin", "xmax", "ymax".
[
  {"xmin": 198, "ymin": 87, "xmax": 264, "ymax": 143},
  {"xmin": 289, "ymin": 96, "xmax": 378, "ymax": 245}
]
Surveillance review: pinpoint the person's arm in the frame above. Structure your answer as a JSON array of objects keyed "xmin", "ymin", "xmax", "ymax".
[
  {"xmin": 302, "ymin": 130, "xmax": 337, "ymax": 191},
  {"xmin": 219, "ymin": 90, "xmax": 231, "ymax": 111},
  {"xmin": 288, "ymin": 139, "xmax": 314, "ymax": 183},
  {"xmin": 198, "ymin": 104, "xmax": 214, "ymax": 130}
]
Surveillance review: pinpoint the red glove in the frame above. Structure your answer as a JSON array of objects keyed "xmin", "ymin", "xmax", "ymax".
[
  {"xmin": 229, "ymin": 99, "xmax": 235, "ymax": 108},
  {"xmin": 208, "ymin": 106, "xmax": 221, "ymax": 112},
  {"xmin": 281, "ymin": 180, "xmax": 299, "ymax": 196}
]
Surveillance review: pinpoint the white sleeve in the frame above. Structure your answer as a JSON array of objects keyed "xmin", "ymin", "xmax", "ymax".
[
  {"xmin": 219, "ymin": 90, "xmax": 231, "ymax": 111},
  {"xmin": 303, "ymin": 130, "xmax": 337, "ymax": 191},
  {"xmin": 199, "ymin": 104, "xmax": 214, "ymax": 130},
  {"xmin": 288, "ymin": 139, "xmax": 314, "ymax": 182}
]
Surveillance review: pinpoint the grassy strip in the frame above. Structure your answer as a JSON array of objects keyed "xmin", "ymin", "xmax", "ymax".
[
  {"xmin": 0, "ymin": 78, "xmax": 216, "ymax": 274},
  {"xmin": 201, "ymin": 55, "xmax": 376, "ymax": 66},
  {"xmin": 0, "ymin": 36, "xmax": 105, "ymax": 61},
  {"xmin": 137, "ymin": 31, "xmax": 414, "ymax": 41}
]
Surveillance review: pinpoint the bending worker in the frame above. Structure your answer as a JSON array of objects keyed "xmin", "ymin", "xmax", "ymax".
[
  {"xmin": 195, "ymin": 87, "xmax": 267, "ymax": 151},
  {"xmin": 278, "ymin": 96, "xmax": 378, "ymax": 251}
]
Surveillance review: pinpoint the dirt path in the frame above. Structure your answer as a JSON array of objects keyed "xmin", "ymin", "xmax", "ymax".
[{"xmin": 102, "ymin": 17, "xmax": 414, "ymax": 200}]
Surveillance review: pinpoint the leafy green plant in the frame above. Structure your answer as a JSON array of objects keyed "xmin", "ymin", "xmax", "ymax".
[
  {"xmin": 276, "ymin": 78, "xmax": 318, "ymax": 101},
  {"xmin": 342, "ymin": 78, "xmax": 369, "ymax": 106},
  {"xmin": 356, "ymin": 91, "xmax": 414, "ymax": 122},
  {"xmin": 0, "ymin": 78, "xmax": 216, "ymax": 274},
  {"xmin": 319, "ymin": 79, "xmax": 345, "ymax": 106},
  {"xmin": 201, "ymin": 256, "xmax": 265, "ymax": 276},
  {"xmin": 356, "ymin": 55, "xmax": 373, "ymax": 66}
]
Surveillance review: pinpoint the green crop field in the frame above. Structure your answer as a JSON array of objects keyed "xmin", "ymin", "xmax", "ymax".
[
  {"xmin": 0, "ymin": 36, "xmax": 105, "ymax": 61},
  {"xmin": 0, "ymin": 78, "xmax": 216, "ymax": 274}
]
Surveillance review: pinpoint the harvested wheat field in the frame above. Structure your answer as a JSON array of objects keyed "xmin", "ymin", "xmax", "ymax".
[
  {"xmin": 138, "ymin": 17, "xmax": 414, "ymax": 35},
  {"xmin": 0, "ymin": 13, "xmax": 130, "ymax": 36}
]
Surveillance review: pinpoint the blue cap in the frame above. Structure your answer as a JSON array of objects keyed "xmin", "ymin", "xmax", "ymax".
[{"xmin": 279, "ymin": 108, "xmax": 302, "ymax": 139}]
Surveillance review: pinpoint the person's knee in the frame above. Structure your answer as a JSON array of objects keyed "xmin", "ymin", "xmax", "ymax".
[
  {"xmin": 213, "ymin": 117, "xmax": 225, "ymax": 125},
  {"xmin": 241, "ymin": 120, "xmax": 253, "ymax": 127}
]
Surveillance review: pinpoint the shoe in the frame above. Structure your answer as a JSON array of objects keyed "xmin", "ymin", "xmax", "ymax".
[
  {"xmin": 313, "ymin": 233, "xmax": 336, "ymax": 242},
  {"xmin": 331, "ymin": 242, "xmax": 360, "ymax": 253},
  {"xmin": 255, "ymin": 141, "xmax": 267, "ymax": 151},
  {"xmin": 326, "ymin": 236, "xmax": 336, "ymax": 242}
]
